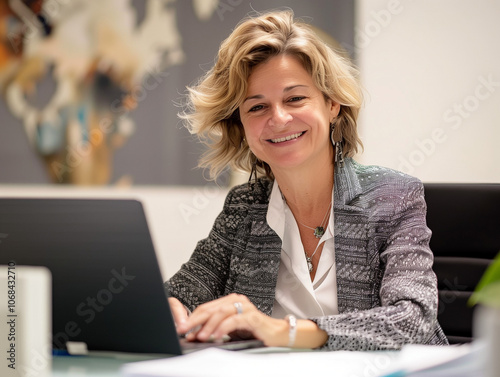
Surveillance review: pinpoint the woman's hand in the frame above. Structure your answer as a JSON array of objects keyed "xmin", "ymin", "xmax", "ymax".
[
  {"xmin": 175, "ymin": 293, "xmax": 288, "ymax": 346},
  {"xmin": 174, "ymin": 293, "xmax": 328, "ymax": 348},
  {"xmin": 168, "ymin": 297, "xmax": 190, "ymax": 330}
]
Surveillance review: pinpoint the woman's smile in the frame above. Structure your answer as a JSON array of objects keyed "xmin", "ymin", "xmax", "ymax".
[{"xmin": 267, "ymin": 131, "xmax": 306, "ymax": 144}]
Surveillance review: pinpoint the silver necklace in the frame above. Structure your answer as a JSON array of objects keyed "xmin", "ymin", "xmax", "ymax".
[
  {"xmin": 297, "ymin": 202, "xmax": 332, "ymax": 273},
  {"xmin": 306, "ymin": 244, "xmax": 321, "ymax": 273},
  {"xmin": 297, "ymin": 201, "xmax": 332, "ymax": 239}
]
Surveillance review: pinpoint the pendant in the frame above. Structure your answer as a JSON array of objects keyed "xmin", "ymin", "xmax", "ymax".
[
  {"xmin": 306, "ymin": 256, "xmax": 313, "ymax": 272},
  {"xmin": 313, "ymin": 226, "xmax": 325, "ymax": 239}
]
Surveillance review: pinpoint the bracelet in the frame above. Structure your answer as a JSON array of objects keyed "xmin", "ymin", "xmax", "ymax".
[{"xmin": 284, "ymin": 314, "xmax": 297, "ymax": 347}]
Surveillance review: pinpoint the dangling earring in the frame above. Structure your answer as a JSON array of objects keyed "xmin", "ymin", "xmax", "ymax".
[
  {"xmin": 335, "ymin": 140, "xmax": 344, "ymax": 166},
  {"xmin": 329, "ymin": 122, "xmax": 336, "ymax": 147},
  {"xmin": 330, "ymin": 121, "xmax": 344, "ymax": 167},
  {"xmin": 248, "ymin": 155, "xmax": 258, "ymax": 185}
]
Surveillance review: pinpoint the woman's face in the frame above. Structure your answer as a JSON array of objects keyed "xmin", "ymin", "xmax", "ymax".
[{"xmin": 239, "ymin": 54, "xmax": 340, "ymax": 175}]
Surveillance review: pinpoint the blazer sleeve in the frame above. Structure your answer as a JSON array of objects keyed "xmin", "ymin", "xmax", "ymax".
[
  {"xmin": 166, "ymin": 186, "xmax": 244, "ymax": 312},
  {"xmin": 310, "ymin": 179, "xmax": 444, "ymax": 350}
]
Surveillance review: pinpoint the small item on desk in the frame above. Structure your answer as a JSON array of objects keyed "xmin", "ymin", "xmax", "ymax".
[{"xmin": 66, "ymin": 341, "xmax": 89, "ymax": 356}]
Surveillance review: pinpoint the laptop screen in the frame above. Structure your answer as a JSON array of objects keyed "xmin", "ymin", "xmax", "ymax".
[{"xmin": 0, "ymin": 198, "xmax": 182, "ymax": 355}]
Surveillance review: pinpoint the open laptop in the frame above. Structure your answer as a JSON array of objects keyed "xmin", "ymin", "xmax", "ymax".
[{"xmin": 0, "ymin": 198, "xmax": 263, "ymax": 356}]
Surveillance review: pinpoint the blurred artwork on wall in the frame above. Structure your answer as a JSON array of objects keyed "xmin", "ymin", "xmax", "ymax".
[{"xmin": 0, "ymin": 0, "xmax": 218, "ymax": 185}]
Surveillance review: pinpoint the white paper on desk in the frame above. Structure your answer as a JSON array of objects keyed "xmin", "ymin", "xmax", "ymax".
[
  {"xmin": 378, "ymin": 342, "xmax": 485, "ymax": 377},
  {"xmin": 120, "ymin": 348, "xmax": 398, "ymax": 377}
]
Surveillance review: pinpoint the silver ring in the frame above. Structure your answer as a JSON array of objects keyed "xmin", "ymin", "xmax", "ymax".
[{"xmin": 233, "ymin": 302, "xmax": 243, "ymax": 315}]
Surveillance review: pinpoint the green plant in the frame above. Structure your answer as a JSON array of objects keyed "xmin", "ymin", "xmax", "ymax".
[{"xmin": 469, "ymin": 252, "xmax": 500, "ymax": 308}]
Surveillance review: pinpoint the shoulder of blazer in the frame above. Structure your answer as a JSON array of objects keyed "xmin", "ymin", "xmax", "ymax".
[
  {"xmin": 335, "ymin": 158, "xmax": 423, "ymax": 207},
  {"xmin": 225, "ymin": 178, "xmax": 274, "ymax": 208}
]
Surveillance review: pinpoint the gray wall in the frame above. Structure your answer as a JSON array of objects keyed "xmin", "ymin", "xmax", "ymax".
[{"xmin": 0, "ymin": 0, "xmax": 354, "ymax": 185}]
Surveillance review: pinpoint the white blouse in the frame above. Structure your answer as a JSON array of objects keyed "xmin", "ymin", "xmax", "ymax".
[{"xmin": 267, "ymin": 181, "xmax": 339, "ymax": 319}]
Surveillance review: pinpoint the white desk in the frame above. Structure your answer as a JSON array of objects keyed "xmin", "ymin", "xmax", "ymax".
[
  {"xmin": 50, "ymin": 349, "xmax": 400, "ymax": 377},
  {"xmin": 52, "ymin": 354, "xmax": 165, "ymax": 376},
  {"xmin": 51, "ymin": 343, "xmax": 483, "ymax": 377}
]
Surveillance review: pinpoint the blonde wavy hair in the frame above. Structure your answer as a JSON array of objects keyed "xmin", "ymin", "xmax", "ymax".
[{"xmin": 180, "ymin": 10, "xmax": 363, "ymax": 180}]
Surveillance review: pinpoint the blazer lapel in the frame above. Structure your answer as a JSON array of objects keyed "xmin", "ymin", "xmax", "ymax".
[{"xmin": 333, "ymin": 158, "xmax": 376, "ymax": 313}]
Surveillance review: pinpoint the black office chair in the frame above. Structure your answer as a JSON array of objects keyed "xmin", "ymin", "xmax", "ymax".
[{"xmin": 424, "ymin": 183, "xmax": 500, "ymax": 344}]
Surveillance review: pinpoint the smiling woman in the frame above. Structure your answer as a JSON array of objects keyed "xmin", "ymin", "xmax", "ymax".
[
  {"xmin": 179, "ymin": 10, "xmax": 363, "ymax": 182},
  {"xmin": 167, "ymin": 9, "xmax": 449, "ymax": 351}
]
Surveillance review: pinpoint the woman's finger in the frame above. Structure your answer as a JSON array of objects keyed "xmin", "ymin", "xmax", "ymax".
[
  {"xmin": 182, "ymin": 294, "xmax": 251, "ymax": 341},
  {"xmin": 211, "ymin": 308, "xmax": 262, "ymax": 340},
  {"xmin": 177, "ymin": 299, "xmax": 221, "ymax": 335},
  {"xmin": 189, "ymin": 300, "xmax": 244, "ymax": 341},
  {"xmin": 168, "ymin": 297, "xmax": 189, "ymax": 332}
]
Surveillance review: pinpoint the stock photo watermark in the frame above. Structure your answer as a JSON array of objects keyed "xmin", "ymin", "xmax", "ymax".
[
  {"xmin": 438, "ymin": 277, "xmax": 468, "ymax": 316},
  {"xmin": 341, "ymin": 0, "xmax": 408, "ymax": 54},
  {"xmin": 1, "ymin": 264, "xmax": 134, "ymax": 376},
  {"xmin": 398, "ymin": 74, "xmax": 499, "ymax": 175},
  {"xmin": 2, "ymin": 262, "xmax": 50, "ymax": 376},
  {"xmin": 178, "ymin": 184, "xmax": 227, "ymax": 224},
  {"xmin": 53, "ymin": 267, "xmax": 135, "ymax": 348},
  {"xmin": 216, "ymin": 0, "xmax": 244, "ymax": 21},
  {"xmin": 354, "ymin": 353, "xmax": 394, "ymax": 377},
  {"xmin": 5, "ymin": 262, "xmax": 17, "ymax": 371}
]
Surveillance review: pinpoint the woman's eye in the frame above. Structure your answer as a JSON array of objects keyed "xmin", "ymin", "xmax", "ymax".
[
  {"xmin": 288, "ymin": 96, "xmax": 305, "ymax": 102},
  {"xmin": 249, "ymin": 105, "xmax": 264, "ymax": 112}
]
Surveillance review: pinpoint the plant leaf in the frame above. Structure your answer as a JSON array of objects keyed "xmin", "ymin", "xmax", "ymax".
[
  {"xmin": 469, "ymin": 281, "xmax": 500, "ymax": 308},
  {"xmin": 469, "ymin": 252, "xmax": 500, "ymax": 307}
]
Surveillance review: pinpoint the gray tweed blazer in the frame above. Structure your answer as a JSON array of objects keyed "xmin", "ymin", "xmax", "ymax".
[{"xmin": 167, "ymin": 158, "xmax": 449, "ymax": 350}]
